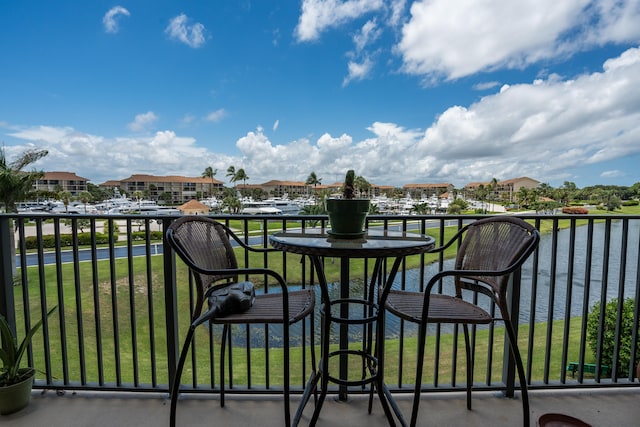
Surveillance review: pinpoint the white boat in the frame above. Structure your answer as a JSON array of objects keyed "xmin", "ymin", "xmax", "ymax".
[
  {"xmin": 201, "ymin": 197, "xmax": 221, "ymax": 210},
  {"xmin": 262, "ymin": 197, "xmax": 302, "ymax": 215},
  {"xmin": 241, "ymin": 200, "xmax": 283, "ymax": 215},
  {"xmin": 139, "ymin": 206, "xmax": 181, "ymax": 216}
]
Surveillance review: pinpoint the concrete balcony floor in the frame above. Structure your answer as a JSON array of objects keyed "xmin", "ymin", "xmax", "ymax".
[{"xmin": 2, "ymin": 387, "xmax": 638, "ymax": 426}]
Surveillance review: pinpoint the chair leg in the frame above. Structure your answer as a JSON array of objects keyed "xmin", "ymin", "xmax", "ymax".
[
  {"xmin": 170, "ymin": 325, "xmax": 197, "ymax": 427},
  {"xmin": 283, "ymin": 322, "xmax": 291, "ymax": 427},
  {"xmin": 504, "ymin": 322, "xmax": 530, "ymax": 427},
  {"xmin": 220, "ymin": 324, "xmax": 229, "ymax": 408},
  {"xmin": 310, "ymin": 310, "xmax": 318, "ymax": 404},
  {"xmin": 463, "ymin": 324, "xmax": 472, "ymax": 410},
  {"xmin": 410, "ymin": 323, "xmax": 428, "ymax": 427}
]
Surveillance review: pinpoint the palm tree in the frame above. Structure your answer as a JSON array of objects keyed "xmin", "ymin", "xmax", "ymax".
[
  {"xmin": 488, "ymin": 177, "xmax": 498, "ymax": 205},
  {"xmin": 235, "ymin": 168, "xmax": 249, "ymax": 189},
  {"xmin": 226, "ymin": 166, "xmax": 236, "ymax": 187},
  {"xmin": 58, "ymin": 191, "xmax": 72, "ymax": 213},
  {"xmin": 78, "ymin": 191, "xmax": 93, "ymax": 213},
  {"xmin": 202, "ymin": 166, "xmax": 217, "ymax": 197},
  {"xmin": 305, "ymin": 172, "xmax": 322, "ymax": 195},
  {"xmin": 0, "ymin": 147, "xmax": 48, "ymax": 213},
  {"xmin": 132, "ymin": 190, "xmax": 143, "ymax": 211},
  {"xmin": 354, "ymin": 175, "xmax": 371, "ymax": 197},
  {"xmin": 221, "ymin": 195, "xmax": 242, "ymax": 214},
  {"xmin": 0, "ymin": 147, "xmax": 48, "ymax": 277},
  {"xmin": 476, "ymin": 184, "xmax": 488, "ymax": 213}
]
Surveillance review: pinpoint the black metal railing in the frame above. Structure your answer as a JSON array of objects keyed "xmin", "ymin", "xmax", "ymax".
[{"xmin": 1, "ymin": 213, "xmax": 638, "ymax": 398}]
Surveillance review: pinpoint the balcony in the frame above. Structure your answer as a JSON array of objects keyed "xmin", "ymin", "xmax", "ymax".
[{"xmin": 1, "ymin": 213, "xmax": 639, "ymax": 426}]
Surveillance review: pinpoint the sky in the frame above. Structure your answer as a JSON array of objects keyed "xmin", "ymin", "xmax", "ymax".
[{"xmin": 1, "ymin": 0, "xmax": 639, "ymax": 189}]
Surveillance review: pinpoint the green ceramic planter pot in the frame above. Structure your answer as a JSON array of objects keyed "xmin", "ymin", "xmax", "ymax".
[
  {"xmin": 326, "ymin": 198, "xmax": 370, "ymax": 238},
  {"xmin": 0, "ymin": 371, "xmax": 34, "ymax": 415}
]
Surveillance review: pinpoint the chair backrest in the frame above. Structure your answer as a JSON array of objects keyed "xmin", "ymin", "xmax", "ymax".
[
  {"xmin": 166, "ymin": 216, "xmax": 239, "ymax": 299},
  {"xmin": 455, "ymin": 216, "xmax": 539, "ymax": 302}
]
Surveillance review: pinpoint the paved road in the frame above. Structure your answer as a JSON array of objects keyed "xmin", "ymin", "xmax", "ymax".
[
  {"xmin": 17, "ymin": 243, "xmax": 165, "ymax": 267},
  {"xmin": 17, "ymin": 220, "xmax": 456, "ymax": 267}
]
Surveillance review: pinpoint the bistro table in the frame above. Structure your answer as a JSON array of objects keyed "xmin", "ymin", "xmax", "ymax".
[{"xmin": 269, "ymin": 228, "xmax": 435, "ymax": 426}]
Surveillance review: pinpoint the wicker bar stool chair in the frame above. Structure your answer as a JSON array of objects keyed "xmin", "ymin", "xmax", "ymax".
[
  {"xmin": 381, "ymin": 216, "xmax": 539, "ymax": 427},
  {"xmin": 166, "ymin": 216, "xmax": 316, "ymax": 427}
]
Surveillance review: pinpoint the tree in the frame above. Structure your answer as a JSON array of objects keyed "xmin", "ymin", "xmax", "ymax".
[
  {"xmin": 305, "ymin": 172, "xmax": 322, "ymax": 194},
  {"xmin": 476, "ymin": 184, "xmax": 489, "ymax": 213},
  {"xmin": 226, "ymin": 165, "xmax": 237, "ymax": 187},
  {"xmin": 78, "ymin": 191, "xmax": 93, "ymax": 213},
  {"xmin": 488, "ymin": 177, "xmax": 498, "ymax": 203},
  {"xmin": 202, "ymin": 166, "xmax": 217, "ymax": 197},
  {"xmin": 87, "ymin": 182, "xmax": 111, "ymax": 202},
  {"xmin": 159, "ymin": 191, "xmax": 173, "ymax": 204},
  {"xmin": 595, "ymin": 190, "xmax": 622, "ymax": 211},
  {"xmin": 447, "ymin": 198, "xmax": 469, "ymax": 214},
  {"xmin": 412, "ymin": 202, "xmax": 431, "ymax": 214},
  {"xmin": 516, "ymin": 187, "xmax": 530, "ymax": 209},
  {"xmin": 132, "ymin": 190, "xmax": 143, "ymax": 211},
  {"xmin": 0, "ymin": 147, "xmax": 48, "ymax": 213},
  {"xmin": 354, "ymin": 175, "xmax": 370, "ymax": 197},
  {"xmin": 0, "ymin": 147, "xmax": 48, "ymax": 277},
  {"xmin": 221, "ymin": 195, "xmax": 242, "ymax": 213},
  {"xmin": 587, "ymin": 298, "xmax": 640, "ymax": 376},
  {"xmin": 235, "ymin": 168, "xmax": 249, "ymax": 187},
  {"xmin": 58, "ymin": 191, "xmax": 72, "ymax": 213},
  {"xmin": 300, "ymin": 203, "xmax": 326, "ymax": 227}
]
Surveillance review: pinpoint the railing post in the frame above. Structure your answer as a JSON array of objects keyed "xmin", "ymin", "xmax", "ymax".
[
  {"xmin": 163, "ymin": 219, "xmax": 179, "ymax": 390},
  {"xmin": 0, "ymin": 216, "xmax": 17, "ymax": 334},
  {"xmin": 502, "ymin": 269, "xmax": 522, "ymax": 398}
]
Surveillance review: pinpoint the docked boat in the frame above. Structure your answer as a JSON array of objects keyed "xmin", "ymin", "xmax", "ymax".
[
  {"xmin": 262, "ymin": 197, "xmax": 302, "ymax": 215},
  {"xmin": 241, "ymin": 200, "xmax": 283, "ymax": 215}
]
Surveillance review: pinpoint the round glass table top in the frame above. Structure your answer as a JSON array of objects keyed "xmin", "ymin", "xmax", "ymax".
[{"xmin": 269, "ymin": 228, "xmax": 435, "ymax": 258}]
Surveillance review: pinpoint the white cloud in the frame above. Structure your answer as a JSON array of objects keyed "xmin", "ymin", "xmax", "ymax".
[
  {"xmin": 273, "ymin": 120, "xmax": 280, "ymax": 131},
  {"xmin": 415, "ymin": 45, "xmax": 640, "ymax": 183},
  {"xmin": 473, "ymin": 81, "xmax": 501, "ymax": 91},
  {"xmin": 601, "ymin": 170, "xmax": 624, "ymax": 178},
  {"xmin": 7, "ymin": 126, "xmax": 214, "ymax": 182},
  {"xmin": 388, "ymin": 0, "xmax": 408, "ymax": 28},
  {"xmin": 103, "ymin": 6, "xmax": 130, "ymax": 34},
  {"xmin": 295, "ymin": 0, "xmax": 384, "ymax": 42},
  {"xmin": 343, "ymin": 57, "xmax": 373, "ymax": 86},
  {"xmin": 396, "ymin": 0, "xmax": 640, "ymax": 81},
  {"xmin": 180, "ymin": 114, "xmax": 196, "ymax": 126},
  {"xmin": 353, "ymin": 19, "xmax": 382, "ymax": 53},
  {"xmin": 128, "ymin": 112, "xmax": 158, "ymax": 132},
  {"xmin": 5, "ymin": 48, "xmax": 640, "ymax": 188},
  {"xmin": 205, "ymin": 109, "xmax": 227, "ymax": 122},
  {"xmin": 165, "ymin": 14, "xmax": 207, "ymax": 48}
]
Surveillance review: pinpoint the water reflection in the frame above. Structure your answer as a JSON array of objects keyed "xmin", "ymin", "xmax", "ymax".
[{"xmin": 224, "ymin": 219, "xmax": 640, "ymax": 346}]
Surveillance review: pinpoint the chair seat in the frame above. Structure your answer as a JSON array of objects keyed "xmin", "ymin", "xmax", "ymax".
[
  {"xmin": 385, "ymin": 290, "xmax": 492, "ymax": 324},
  {"xmin": 212, "ymin": 289, "xmax": 315, "ymax": 324}
]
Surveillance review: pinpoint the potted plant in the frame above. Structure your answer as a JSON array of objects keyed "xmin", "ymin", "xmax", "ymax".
[
  {"xmin": 325, "ymin": 170, "xmax": 370, "ymax": 238},
  {"xmin": 0, "ymin": 306, "xmax": 57, "ymax": 415}
]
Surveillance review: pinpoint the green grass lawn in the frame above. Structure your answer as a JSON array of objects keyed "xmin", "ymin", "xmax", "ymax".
[
  {"xmin": 18, "ymin": 248, "xmax": 598, "ymax": 389},
  {"xmin": 16, "ymin": 211, "xmax": 629, "ymax": 389}
]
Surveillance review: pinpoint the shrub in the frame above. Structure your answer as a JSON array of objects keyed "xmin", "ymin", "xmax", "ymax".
[
  {"xmin": 130, "ymin": 231, "xmax": 163, "ymax": 241},
  {"xmin": 22, "ymin": 233, "xmax": 118, "ymax": 249},
  {"xmin": 586, "ymin": 298, "xmax": 640, "ymax": 376},
  {"xmin": 562, "ymin": 206, "xmax": 588, "ymax": 214},
  {"xmin": 622, "ymin": 200, "xmax": 639, "ymax": 206}
]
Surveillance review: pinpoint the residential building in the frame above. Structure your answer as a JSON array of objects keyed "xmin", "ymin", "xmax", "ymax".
[
  {"xmin": 101, "ymin": 174, "xmax": 224, "ymax": 205},
  {"xmin": 403, "ymin": 183, "xmax": 454, "ymax": 198},
  {"xmin": 463, "ymin": 177, "xmax": 540, "ymax": 203},
  {"xmin": 255, "ymin": 180, "xmax": 308, "ymax": 197},
  {"xmin": 35, "ymin": 171, "xmax": 89, "ymax": 196}
]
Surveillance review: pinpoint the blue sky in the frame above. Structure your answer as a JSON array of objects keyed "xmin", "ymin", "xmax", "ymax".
[{"xmin": 1, "ymin": 0, "xmax": 639, "ymax": 189}]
